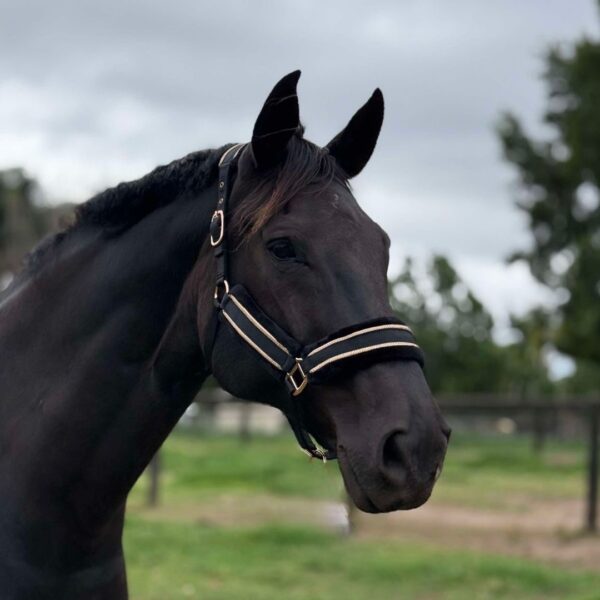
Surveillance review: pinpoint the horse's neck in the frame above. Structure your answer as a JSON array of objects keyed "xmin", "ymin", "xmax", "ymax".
[{"xmin": 0, "ymin": 185, "xmax": 216, "ymax": 572}]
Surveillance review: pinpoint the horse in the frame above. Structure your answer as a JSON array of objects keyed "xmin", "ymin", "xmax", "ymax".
[{"xmin": 0, "ymin": 70, "xmax": 450, "ymax": 599}]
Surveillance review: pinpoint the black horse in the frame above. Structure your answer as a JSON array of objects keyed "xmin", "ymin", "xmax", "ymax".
[{"xmin": 0, "ymin": 71, "xmax": 449, "ymax": 599}]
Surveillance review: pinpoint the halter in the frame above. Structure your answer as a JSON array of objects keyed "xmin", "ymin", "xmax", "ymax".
[{"xmin": 208, "ymin": 143, "xmax": 424, "ymax": 460}]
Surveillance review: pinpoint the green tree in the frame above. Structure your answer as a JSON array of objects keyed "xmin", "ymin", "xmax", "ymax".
[
  {"xmin": 0, "ymin": 169, "xmax": 73, "ymax": 277},
  {"xmin": 497, "ymin": 20, "xmax": 600, "ymax": 390},
  {"xmin": 507, "ymin": 308, "xmax": 556, "ymax": 397},
  {"xmin": 389, "ymin": 255, "xmax": 514, "ymax": 394},
  {"xmin": 0, "ymin": 169, "xmax": 46, "ymax": 274}
]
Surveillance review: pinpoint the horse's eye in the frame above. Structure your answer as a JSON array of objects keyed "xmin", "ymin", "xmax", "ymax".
[{"xmin": 267, "ymin": 238, "xmax": 297, "ymax": 261}]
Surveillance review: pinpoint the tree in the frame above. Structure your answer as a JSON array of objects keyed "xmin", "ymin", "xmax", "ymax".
[
  {"xmin": 389, "ymin": 255, "xmax": 556, "ymax": 396},
  {"xmin": 497, "ymin": 18, "xmax": 600, "ymax": 389},
  {"xmin": 0, "ymin": 169, "xmax": 45, "ymax": 274},
  {"xmin": 390, "ymin": 255, "xmax": 516, "ymax": 394},
  {"xmin": 0, "ymin": 169, "xmax": 73, "ymax": 278},
  {"xmin": 508, "ymin": 308, "xmax": 556, "ymax": 398}
]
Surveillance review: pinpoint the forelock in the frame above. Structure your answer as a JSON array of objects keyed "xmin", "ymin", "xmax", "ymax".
[{"xmin": 232, "ymin": 133, "xmax": 348, "ymax": 241}]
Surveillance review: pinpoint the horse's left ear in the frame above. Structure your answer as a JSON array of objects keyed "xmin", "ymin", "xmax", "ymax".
[
  {"xmin": 251, "ymin": 70, "xmax": 301, "ymax": 171},
  {"xmin": 326, "ymin": 88, "xmax": 384, "ymax": 178}
]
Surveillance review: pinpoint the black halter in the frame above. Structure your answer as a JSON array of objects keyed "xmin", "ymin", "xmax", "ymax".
[{"xmin": 208, "ymin": 144, "xmax": 424, "ymax": 460}]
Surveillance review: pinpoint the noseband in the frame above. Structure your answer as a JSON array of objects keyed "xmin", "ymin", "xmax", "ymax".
[{"xmin": 208, "ymin": 144, "xmax": 424, "ymax": 460}]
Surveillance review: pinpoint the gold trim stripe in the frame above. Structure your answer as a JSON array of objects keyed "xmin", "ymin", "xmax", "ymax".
[
  {"xmin": 306, "ymin": 324, "xmax": 413, "ymax": 358},
  {"xmin": 308, "ymin": 341, "xmax": 420, "ymax": 374},
  {"xmin": 229, "ymin": 295, "xmax": 291, "ymax": 355},
  {"xmin": 218, "ymin": 143, "xmax": 245, "ymax": 166},
  {"xmin": 222, "ymin": 310, "xmax": 284, "ymax": 371}
]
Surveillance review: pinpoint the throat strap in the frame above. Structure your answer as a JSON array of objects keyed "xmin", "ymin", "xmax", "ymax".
[{"xmin": 210, "ymin": 143, "xmax": 245, "ymax": 305}]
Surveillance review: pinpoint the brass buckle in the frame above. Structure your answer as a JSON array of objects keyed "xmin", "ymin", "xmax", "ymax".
[
  {"xmin": 286, "ymin": 359, "xmax": 308, "ymax": 396},
  {"xmin": 210, "ymin": 210, "xmax": 225, "ymax": 246}
]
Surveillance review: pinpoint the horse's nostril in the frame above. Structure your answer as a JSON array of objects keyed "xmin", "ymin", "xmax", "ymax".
[
  {"xmin": 381, "ymin": 428, "xmax": 448, "ymax": 485},
  {"xmin": 382, "ymin": 431, "xmax": 407, "ymax": 470}
]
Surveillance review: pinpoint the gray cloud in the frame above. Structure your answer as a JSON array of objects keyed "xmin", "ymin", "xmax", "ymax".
[{"xmin": 1, "ymin": 0, "xmax": 599, "ymax": 325}]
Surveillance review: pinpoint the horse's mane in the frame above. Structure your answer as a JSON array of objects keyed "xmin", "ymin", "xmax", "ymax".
[
  {"xmin": 24, "ymin": 147, "xmax": 223, "ymax": 272},
  {"xmin": 75, "ymin": 148, "xmax": 222, "ymax": 229},
  {"xmin": 23, "ymin": 130, "xmax": 346, "ymax": 274}
]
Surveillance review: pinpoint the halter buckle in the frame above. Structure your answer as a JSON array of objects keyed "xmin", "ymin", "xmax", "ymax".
[
  {"xmin": 286, "ymin": 359, "xmax": 308, "ymax": 396},
  {"xmin": 210, "ymin": 210, "xmax": 225, "ymax": 246},
  {"xmin": 213, "ymin": 279, "xmax": 230, "ymax": 306}
]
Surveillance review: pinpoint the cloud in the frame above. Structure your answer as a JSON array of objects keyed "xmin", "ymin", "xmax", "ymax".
[{"xmin": 1, "ymin": 0, "xmax": 598, "ymax": 325}]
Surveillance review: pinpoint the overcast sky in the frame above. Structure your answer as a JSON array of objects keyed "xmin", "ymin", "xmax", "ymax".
[{"xmin": 2, "ymin": 0, "xmax": 599, "ymax": 337}]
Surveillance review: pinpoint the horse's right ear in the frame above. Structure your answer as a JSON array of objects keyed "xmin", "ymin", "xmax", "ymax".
[{"xmin": 250, "ymin": 70, "xmax": 301, "ymax": 171}]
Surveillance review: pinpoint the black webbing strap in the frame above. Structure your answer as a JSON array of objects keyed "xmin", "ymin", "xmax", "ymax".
[
  {"xmin": 302, "ymin": 323, "xmax": 423, "ymax": 378},
  {"xmin": 220, "ymin": 289, "xmax": 298, "ymax": 374},
  {"xmin": 219, "ymin": 286, "xmax": 424, "ymax": 397},
  {"xmin": 210, "ymin": 143, "xmax": 245, "ymax": 304}
]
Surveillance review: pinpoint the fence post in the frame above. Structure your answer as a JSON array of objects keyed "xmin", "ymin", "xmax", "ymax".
[
  {"xmin": 148, "ymin": 451, "xmax": 161, "ymax": 508},
  {"xmin": 345, "ymin": 492, "xmax": 356, "ymax": 536},
  {"xmin": 532, "ymin": 405, "xmax": 547, "ymax": 453},
  {"xmin": 239, "ymin": 402, "xmax": 252, "ymax": 443},
  {"xmin": 586, "ymin": 405, "xmax": 599, "ymax": 533}
]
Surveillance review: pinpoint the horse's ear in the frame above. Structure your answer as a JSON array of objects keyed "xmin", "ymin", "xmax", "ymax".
[
  {"xmin": 251, "ymin": 70, "xmax": 301, "ymax": 171},
  {"xmin": 325, "ymin": 88, "xmax": 384, "ymax": 178}
]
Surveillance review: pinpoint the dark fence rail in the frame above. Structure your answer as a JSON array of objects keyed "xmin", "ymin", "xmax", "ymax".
[
  {"xmin": 437, "ymin": 396, "xmax": 600, "ymax": 532},
  {"xmin": 146, "ymin": 393, "xmax": 600, "ymax": 533}
]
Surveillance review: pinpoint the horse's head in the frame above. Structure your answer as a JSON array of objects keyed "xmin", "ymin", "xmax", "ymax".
[{"xmin": 205, "ymin": 71, "xmax": 449, "ymax": 513}]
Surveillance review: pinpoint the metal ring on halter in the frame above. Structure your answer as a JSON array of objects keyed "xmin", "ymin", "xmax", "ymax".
[
  {"xmin": 210, "ymin": 210, "xmax": 225, "ymax": 247},
  {"xmin": 213, "ymin": 279, "xmax": 230, "ymax": 305}
]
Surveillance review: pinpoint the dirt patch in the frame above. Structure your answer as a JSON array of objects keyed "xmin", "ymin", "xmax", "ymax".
[
  {"xmin": 129, "ymin": 494, "xmax": 600, "ymax": 571},
  {"xmin": 130, "ymin": 494, "xmax": 347, "ymax": 531},
  {"xmin": 356, "ymin": 497, "xmax": 600, "ymax": 571}
]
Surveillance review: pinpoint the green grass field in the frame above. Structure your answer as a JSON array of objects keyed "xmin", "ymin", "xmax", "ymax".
[{"xmin": 124, "ymin": 430, "xmax": 599, "ymax": 600}]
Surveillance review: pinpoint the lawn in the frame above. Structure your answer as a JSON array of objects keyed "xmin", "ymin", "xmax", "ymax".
[
  {"xmin": 432, "ymin": 434, "xmax": 586, "ymax": 509},
  {"xmin": 128, "ymin": 429, "xmax": 586, "ymax": 509},
  {"xmin": 124, "ymin": 520, "xmax": 600, "ymax": 600},
  {"xmin": 124, "ymin": 429, "xmax": 598, "ymax": 599}
]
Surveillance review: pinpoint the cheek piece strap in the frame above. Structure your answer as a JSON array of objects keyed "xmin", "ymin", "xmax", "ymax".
[{"xmin": 208, "ymin": 144, "xmax": 424, "ymax": 461}]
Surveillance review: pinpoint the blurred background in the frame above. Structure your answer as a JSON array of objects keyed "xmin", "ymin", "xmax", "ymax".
[{"xmin": 2, "ymin": 1, "xmax": 600, "ymax": 598}]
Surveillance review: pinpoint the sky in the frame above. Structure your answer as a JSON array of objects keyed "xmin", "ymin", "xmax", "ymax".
[{"xmin": 2, "ymin": 0, "xmax": 599, "ymax": 342}]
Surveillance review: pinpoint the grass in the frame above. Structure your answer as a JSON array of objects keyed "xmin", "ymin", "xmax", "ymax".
[
  {"xmin": 129, "ymin": 429, "xmax": 586, "ymax": 511},
  {"xmin": 124, "ymin": 429, "xmax": 597, "ymax": 599},
  {"xmin": 128, "ymin": 430, "xmax": 344, "ymax": 507},
  {"xmin": 433, "ymin": 434, "xmax": 586, "ymax": 509},
  {"xmin": 125, "ymin": 520, "xmax": 600, "ymax": 600}
]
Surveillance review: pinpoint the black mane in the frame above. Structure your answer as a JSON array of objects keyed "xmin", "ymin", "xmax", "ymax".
[
  {"xmin": 23, "ymin": 132, "xmax": 344, "ymax": 274},
  {"xmin": 75, "ymin": 147, "xmax": 223, "ymax": 229},
  {"xmin": 24, "ymin": 146, "xmax": 226, "ymax": 272}
]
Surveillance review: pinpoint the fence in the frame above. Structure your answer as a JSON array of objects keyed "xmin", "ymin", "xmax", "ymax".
[
  {"xmin": 438, "ymin": 396, "xmax": 600, "ymax": 532},
  {"xmin": 146, "ymin": 393, "xmax": 600, "ymax": 533}
]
